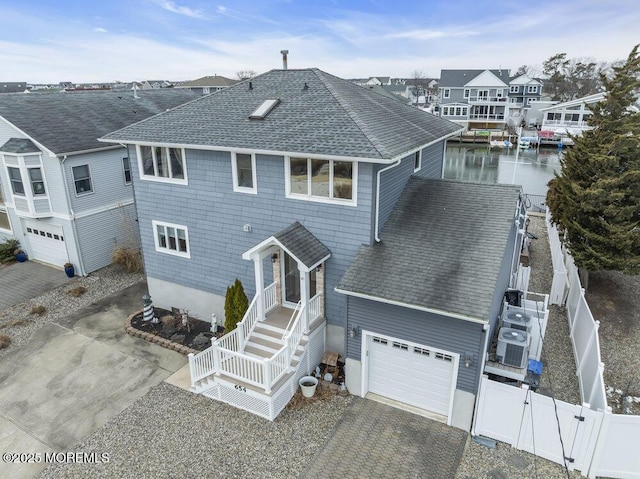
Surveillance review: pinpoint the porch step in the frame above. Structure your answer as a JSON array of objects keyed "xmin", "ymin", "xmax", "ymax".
[
  {"xmin": 256, "ymin": 322, "xmax": 287, "ymax": 337},
  {"xmin": 247, "ymin": 334, "xmax": 283, "ymax": 353}
]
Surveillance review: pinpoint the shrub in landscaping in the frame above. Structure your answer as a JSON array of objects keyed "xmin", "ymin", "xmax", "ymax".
[
  {"xmin": 30, "ymin": 305, "xmax": 46, "ymax": 316},
  {"xmin": 67, "ymin": 286, "xmax": 88, "ymax": 297},
  {"xmin": 0, "ymin": 334, "xmax": 11, "ymax": 349},
  {"xmin": 224, "ymin": 278, "xmax": 249, "ymax": 332},
  {"xmin": 112, "ymin": 246, "xmax": 143, "ymax": 273},
  {"xmin": 0, "ymin": 239, "xmax": 20, "ymax": 263}
]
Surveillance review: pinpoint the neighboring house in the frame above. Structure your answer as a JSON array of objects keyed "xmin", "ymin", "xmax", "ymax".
[
  {"xmin": 508, "ymin": 74, "xmax": 543, "ymax": 126},
  {"xmin": 1, "ymin": 82, "xmax": 28, "ymax": 94},
  {"xmin": 539, "ymin": 92, "xmax": 605, "ymax": 135},
  {"xmin": 0, "ymin": 89, "xmax": 199, "ymax": 274},
  {"xmin": 101, "ymin": 68, "xmax": 524, "ymax": 428},
  {"xmin": 439, "ymin": 69, "xmax": 511, "ymax": 130},
  {"xmin": 176, "ymin": 75, "xmax": 239, "ymax": 95}
]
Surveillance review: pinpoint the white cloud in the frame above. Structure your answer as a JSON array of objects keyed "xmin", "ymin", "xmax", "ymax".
[
  {"xmin": 387, "ymin": 29, "xmax": 478, "ymax": 41},
  {"xmin": 93, "ymin": 27, "xmax": 107, "ymax": 33},
  {"xmin": 157, "ymin": 1, "xmax": 206, "ymax": 19}
]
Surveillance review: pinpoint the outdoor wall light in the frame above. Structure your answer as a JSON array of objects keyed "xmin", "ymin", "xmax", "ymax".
[
  {"xmin": 271, "ymin": 253, "xmax": 278, "ymax": 263},
  {"xmin": 463, "ymin": 353, "xmax": 473, "ymax": 368},
  {"xmin": 348, "ymin": 325, "xmax": 360, "ymax": 339}
]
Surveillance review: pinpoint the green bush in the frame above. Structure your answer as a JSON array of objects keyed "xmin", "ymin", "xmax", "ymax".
[
  {"xmin": 224, "ymin": 278, "xmax": 249, "ymax": 332},
  {"xmin": 0, "ymin": 239, "xmax": 20, "ymax": 263}
]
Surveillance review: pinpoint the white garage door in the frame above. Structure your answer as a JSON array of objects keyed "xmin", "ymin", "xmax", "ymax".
[
  {"xmin": 367, "ymin": 334, "xmax": 458, "ymax": 417},
  {"xmin": 24, "ymin": 222, "xmax": 68, "ymax": 267}
]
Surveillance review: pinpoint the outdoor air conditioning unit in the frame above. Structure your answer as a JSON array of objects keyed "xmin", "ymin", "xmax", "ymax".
[
  {"xmin": 496, "ymin": 327, "xmax": 529, "ymax": 368},
  {"xmin": 502, "ymin": 310, "xmax": 532, "ymax": 333}
]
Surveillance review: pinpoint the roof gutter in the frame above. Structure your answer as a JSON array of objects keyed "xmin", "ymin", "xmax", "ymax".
[{"xmin": 334, "ymin": 287, "xmax": 488, "ymax": 325}]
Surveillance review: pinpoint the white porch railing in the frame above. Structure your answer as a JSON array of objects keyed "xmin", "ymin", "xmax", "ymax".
[
  {"xmin": 264, "ymin": 281, "xmax": 278, "ymax": 313},
  {"xmin": 190, "ymin": 290, "xmax": 323, "ymax": 394}
]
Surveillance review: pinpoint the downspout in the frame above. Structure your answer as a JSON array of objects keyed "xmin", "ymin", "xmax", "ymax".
[
  {"xmin": 374, "ymin": 159, "xmax": 402, "ymax": 242},
  {"xmin": 471, "ymin": 322, "xmax": 491, "ymax": 437},
  {"xmin": 60, "ymin": 155, "xmax": 86, "ymax": 276}
]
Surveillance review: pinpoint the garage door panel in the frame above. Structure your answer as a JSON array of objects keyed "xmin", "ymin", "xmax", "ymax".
[
  {"xmin": 23, "ymin": 222, "xmax": 68, "ymax": 267},
  {"xmin": 367, "ymin": 334, "xmax": 457, "ymax": 417}
]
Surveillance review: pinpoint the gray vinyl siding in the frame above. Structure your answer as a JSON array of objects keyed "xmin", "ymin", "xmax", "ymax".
[
  {"xmin": 377, "ymin": 140, "xmax": 446, "ymax": 231},
  {"xmin": 75, "ymin": 203, "xmax": 139, "ymax": 273},
  {"xmin": 413, "ymin": 142, "xmax": 445, "ymax": 179},
  {"xmin": 132, "ymin": 149, "xmax": 374, "ymax": 327},
  {"xmin": 442, "ymin": 88, "xmax": 466, "ymax": 105},
  {"xmin": 41, "ymin": 154, "xmax": 69, "ymax": 215},
  {"xmin": 345, "ymin": 296, "xmax": 485, "ymax": 393},
  {"xmin": 63, "ymin": 148, "xmax": 133, "ymax": 214}
]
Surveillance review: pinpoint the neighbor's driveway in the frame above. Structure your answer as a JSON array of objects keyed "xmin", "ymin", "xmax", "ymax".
[
  {"xmin": 0, "ymin": 282, "xmax": 187, "ymax": 479},
  {"xmin": 0, "ymin": 261, "xmax": 71, "ymax": 311}
]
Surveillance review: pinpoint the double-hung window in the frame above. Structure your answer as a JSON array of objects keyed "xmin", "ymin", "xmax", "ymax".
[
  {"xmin": 510, "ymin": 85, "xmax": 519, "ymax": 93},
  {"xmin": 122, "ymin": 157, "xmax": 132, "ymax": 184},
  {"xmin": 287, "ymin": 157, "xmax": 356, "ymax": 205},
  {"xmin": 231, "ymin": 152, "xmax": 257, "ymax": 193},
  {"xmin": 152, "ymin": 220, "xmax": 190, "ymax": 258},
  {"xmin": 72, "ymin": 165, "xmax": 93, "ymax": 195},
  {"xmin": 413, "ymin": 150, "xmax": 422, "ymax": 172},
  {"xmin": 138, "ymin": 146, "xmax": 187, "ymax": 184},
  {"xmin": 527, "ymin": 85, "xmax": 538, "ymax": 93},
  {"xmin": 7, "ymin": 167, "xmax": 24, "ymax": 195},
  {"xmin": 442, "ymin": 88, "xmax": 450, "ymax": 99},
  {"xmin": 29, "ymin": 168, "xmax": 46, "ymax": 195}
]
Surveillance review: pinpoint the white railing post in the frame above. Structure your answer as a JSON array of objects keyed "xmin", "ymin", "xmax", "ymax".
[
  {"xmin": 213, "ymin": 340, "xmax": 222, "ymax": 376},
  {"xmin": 238, "ymin": 326, "xmax": 245, "ymax": 353},
  {"xmin": 254, "ymin": 256, "xmax": 265, "ymax": 321},
  {"xmin": 188, "ymin": 353, "xmax": 195, "ymax": 388},
  {"xmin": 264, "ymin": 358, "xmax": 272, "ymax": 394}
]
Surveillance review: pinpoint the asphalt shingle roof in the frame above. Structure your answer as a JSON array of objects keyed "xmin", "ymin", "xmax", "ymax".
[
  {"xmin": 439, "ymin": 69, "xmax": 510, "ymax": 88},
  {"xmin": 0, "ymin": 89, "xmax": 199, "ymax": 155},
  {"xmin": 0, "ymin": 138, "xmax": 41, "ymax": 153},
  {"xmin": 274, "ymin": 222, "xmax": 330, "ymax": 269},
  {"xmin": 102, "ymin": 68, "xmax": 462, "ymax": 160},
  {"xmin": 338, "ymin": 178, "xmax": 522, "ymax": 321}
]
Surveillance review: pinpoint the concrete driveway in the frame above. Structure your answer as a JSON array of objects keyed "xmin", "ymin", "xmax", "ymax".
[
  {"xmin": 0, "ymin": 261, "xmax": 71, "ymax": 310},
  {"xmin": 0, "ymin": 282, "xmax": 187, "ymax": 479}
]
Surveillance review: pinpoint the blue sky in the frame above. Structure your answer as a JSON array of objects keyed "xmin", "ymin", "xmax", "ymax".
[{"xmin": 1, "ymin": 0, "xmax": 638, "ymax": 83}]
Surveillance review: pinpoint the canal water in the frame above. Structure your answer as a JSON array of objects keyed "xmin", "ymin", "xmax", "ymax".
[{"xmin": 443, "ymin": 144, "xmax": 563, "ymax": 195}]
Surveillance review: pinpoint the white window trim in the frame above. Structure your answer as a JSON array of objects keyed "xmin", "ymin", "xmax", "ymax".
[
  {"xmin": 463, "ymin": 89, "xmax": 469, "ymax": 98},
  {"xmin": 122, "ymin": 157, "xmax": 132, "ymax": 185},
  {"xmin": 72, "ymin": 163, "xmax": 95, "ymax": 197},
  {"xmin": 152, "ymin": 220, "xmax": 191, "ymax": 258},
  {"xmin": 285, "ymin": 157, "xmax": 358, "ymax": 207},
  {"xmin": 442, "ymin": 88, "xmax": 450, "ymax": 99},
  {"xmin": 413, "ymin": 150, "xmax": 422, "ymax": 172},
  {"xmin": 136, "ymin": 145, "xmax": 188, "ymax": 185},
  {"xmin": 6, "ymin": 165, "xmax": 25, "ymax": 197},
  {"xmin": 510, "ymin": 85, "xmax": 519, "ymax": 93},
  {"xmin": 527, "ymin": 85, "xmax": 538, "ymax": 93},
  {"xmin": 0, "ymin": 206, "xmax": 11, "ymax": 233},
  {"xmin": 231, "ymin": 152, "xmax": 257, "ymax": 194}
]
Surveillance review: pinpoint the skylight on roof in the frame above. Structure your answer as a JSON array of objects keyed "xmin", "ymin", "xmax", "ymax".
[{"xmin": 249, "ymin": 99, "xmax": 280, "ymax": 120}]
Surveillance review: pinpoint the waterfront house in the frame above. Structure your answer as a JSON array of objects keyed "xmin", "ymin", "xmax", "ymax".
[{"xmin": 101, "ymin": 68, "xmax": 524, "ymax": 427}]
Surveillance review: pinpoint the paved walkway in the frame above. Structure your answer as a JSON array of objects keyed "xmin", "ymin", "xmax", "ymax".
[
  {"xmin": 0, "ymin": 261, "xmax": 71, "ymax": 310},
  {"xmin": 303, "ymin": 398, "xmax": 467, "ymax": 479},
  {"xmin": 0, "ymin": 282, "xmax": 187, "ymax": 479}
]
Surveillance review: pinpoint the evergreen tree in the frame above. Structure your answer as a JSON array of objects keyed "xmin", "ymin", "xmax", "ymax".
[
  {"xmin": 547, "ymin": 45, "xmax": 640, "ymax": 275},
  {"xmin": 224, "ymin": 278, "xmax": 250, "ymax": 331}
]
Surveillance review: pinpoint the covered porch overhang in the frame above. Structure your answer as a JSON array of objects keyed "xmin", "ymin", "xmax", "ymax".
[{"xmin": 242, "ymin": 221, "xmax": 331, "ymax": 327}]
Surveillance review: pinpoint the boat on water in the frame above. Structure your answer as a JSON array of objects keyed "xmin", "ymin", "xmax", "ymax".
[
  {"xmin": 518, "ymin": 139, "xmax": 531, "ymax": 149},
  {"xmin": 489, "ymin": 140, "xmax": 513, "ymax": 149}
]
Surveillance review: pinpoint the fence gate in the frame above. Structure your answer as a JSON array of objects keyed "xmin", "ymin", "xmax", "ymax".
[{"xmin": 473, "ymin": 376, "xmax": 602, "ymax": 475}]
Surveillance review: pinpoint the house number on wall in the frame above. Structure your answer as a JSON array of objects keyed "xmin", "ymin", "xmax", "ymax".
[{"xmin": 234, "ymin": 385, "xmax": 247, "ymax": 393}]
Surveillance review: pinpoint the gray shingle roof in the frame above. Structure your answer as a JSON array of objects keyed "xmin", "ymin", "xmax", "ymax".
[
  {"xmin": 0, "ymin": 138, "xmax": 41, "ymax": 153},
  {"xmin": 177, "ymin": 75, "xmax": 238, "ymax": 88},
  {"xmin": 102, "ymin": 68, "xmax": 462, "ymax": 160},
  {"xmin": 0, "ymin": 89, "xmax": 199, "ymax": 155},
  {"xmin": 439, "ymin": 69, "xmax": 510, "ymax": 88},
  {"xmin": 274, "ymin": 222, "xmax": 330, "ymax": 268},
  {"xmin": 337, "ymin": 178, "xmax": 522, "ymax": 321}
]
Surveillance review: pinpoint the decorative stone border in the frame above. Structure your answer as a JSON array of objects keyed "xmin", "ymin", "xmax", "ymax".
[{"xmin": 125, "ymin": 310, "xmax": 198, "ymax": 356}]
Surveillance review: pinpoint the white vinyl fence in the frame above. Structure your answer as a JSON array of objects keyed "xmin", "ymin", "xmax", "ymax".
[{"xmin": 473, "ymin": 213, "xmax": 640, "ymax": 478}]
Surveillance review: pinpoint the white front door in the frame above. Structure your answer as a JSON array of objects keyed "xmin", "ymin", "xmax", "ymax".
[
  {"xmin": 23, "ymin": 221, "xmax": 68, "ymax": 267},
  {"xmin": 366, "ymin": 333, "xmax": 458, "ymax": 418}
]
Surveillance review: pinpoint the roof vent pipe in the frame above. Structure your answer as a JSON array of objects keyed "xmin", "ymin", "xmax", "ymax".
[
  {"xmin": 280, "ymin": 50, "xmax": 289, "ymax": 70},
  {"xmin": 249, "ymin": 81, "xmax": 253, "ymax": 90}
]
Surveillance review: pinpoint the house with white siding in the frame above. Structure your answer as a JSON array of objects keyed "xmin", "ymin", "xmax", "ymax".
[
  {"xmin": 0, "ymin": 89, "xmax": 198, "ymax": 275},
  {"xmin": 101, "ymin": 68, "xmax": 526, "ymax": 428}
]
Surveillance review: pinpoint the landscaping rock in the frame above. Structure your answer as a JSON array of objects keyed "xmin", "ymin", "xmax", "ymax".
[
  {"xmin": 169, "ymin": 334, "xmax": 185, "ymax": 344},
  {"xmin": 193, "ymin": 333, "xmax": 209, "ymax": 347}
]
